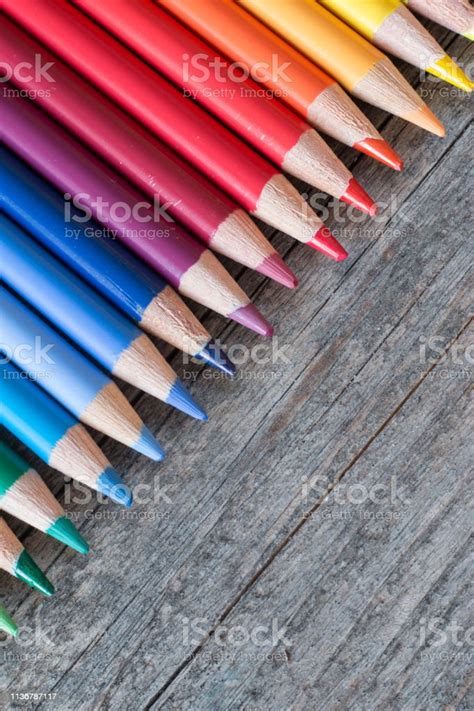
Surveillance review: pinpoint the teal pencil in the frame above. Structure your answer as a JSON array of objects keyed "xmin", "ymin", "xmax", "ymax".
[
  {"xmin": 0, "ymin": 517, "xmax": 55, "ymax": 596},
  {"xmin": 0, "ymin": 442, "xmax": 89, "ymax": 554}
]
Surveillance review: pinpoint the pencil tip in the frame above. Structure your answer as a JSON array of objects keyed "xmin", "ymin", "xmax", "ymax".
[
  {"xmin": 167, "ymin": 379, "xmax": 208, "ymax": 420},
  {"xmin": 0, "ymin": 608, "xmax": 18, "ymax": 637},
  {"xmin": 48, "ymin": 516, "xmax": 90, "ymax": 555},
  {"xmin": 409, "ymin": 104, "xmax": 445, "ymax": 137},
  {"xmin": 259, "ymin": 253, "xmax": 299, "ymax": 288},
  {"xmin": 97, "ymin": 467, "xmax": 133, "ymax": 507},
  {"xmin": 15, "ymin": 550, "xmax": 55, "ymax": 597},
  {"xmin": 355, "ymin": 137, "xmax": 404, "ymax": 171},
  {"xmin": 341, "ymin": 178, "xmax": 377, "ymax": 215},
  {"xmin": 196, "ymin": 340, "xmax": 236, "ymax": 376},
  {"xmin": 308, "ymin": 227, "xmax": 348, "ymax": 261},
  {"xmin": 230, "ymin": 303, "xmax": 274, "ymax": 337},
  {"xmin": 429, "ymin": 55, "xmax": 474, "ymax": 92},
  {"xmin": 135, "ymin": 426, "xmax": 165, "ymax": 461}
]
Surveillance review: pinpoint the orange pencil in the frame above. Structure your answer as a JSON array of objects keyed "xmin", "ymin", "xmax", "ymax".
[
  {"xmin": 160, "ymin": 0, "xmax": 403, "ymax": 170},
  {"xmin": 403, "ymin": 0, "xmax": 474, "ymax": 40},
  {"xmin": 241, "ymin": 0, "xmax": 445, "ymax": 136}
]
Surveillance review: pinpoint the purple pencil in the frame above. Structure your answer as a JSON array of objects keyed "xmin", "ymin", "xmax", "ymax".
[{"xmin": 1, "ymin": 92, "xmax": 272, "ymax": 337}]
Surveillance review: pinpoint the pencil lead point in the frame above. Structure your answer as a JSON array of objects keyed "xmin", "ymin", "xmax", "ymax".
[
  {"xmin": 167, "ymin": 378, "xmax": 208, "ymax": 420},
  {"xmin": 341, "ymin": 178, "xmax": 377, "ymax": 215},
  {"xmin": 196, "ymin": 340, "xmax": 236, "ymax": 376},
  {"xmin": 47, "ymin": 516, "xmax": 89, "ymax": 555},
  {"xmin": 308, "ymin": 227, "xmax": 348, "ymax": 261},
  {"xmin": 135, "ymin": 426, "xmax": 165, "ymax": 461},
  {"xmin": 230, "ymin": 303, "xmax": 274, "ymax": 337},
  {"xmin": 97, "ymin": 467, "xmax": 133, "ymax": 508},
  {"xmin": 0, "ymin": 607, "xmax": 18, "ymax": 637},
  {"xmin": 429, "ymin": 55, "xmax": 474, "ymax": 92},
  {"xmin": 15, "ymin": 550, "xmax": 55, "ymax": 597},
  {"xmin": 260, "ymin": 253, "xmax": 298, "ymax": 288},
  {"xmin": 355, "ymin": 138, "xmax": 404, "ymax": 171}
]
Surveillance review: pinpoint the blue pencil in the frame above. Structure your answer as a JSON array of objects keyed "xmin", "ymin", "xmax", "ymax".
[
  {"xmin": 1, "ymin": 213, "xmax": 206, "ymax": 421},
  {"xmin": 2, "ymin": 288, "xmax": 164, "ymax": 461},
  {"xmin": 0, "ymin": 362, "xmax": 132, "ymax": 507},
  {"xmin": 0, "ymin": 147, "xmax": 235, "ymax": 376}
]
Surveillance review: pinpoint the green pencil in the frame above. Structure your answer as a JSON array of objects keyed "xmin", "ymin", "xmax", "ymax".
[
  {"xmin": 0, "ymin": 603, "xmax": 18, "ymax": 636},
  {"xmin": 0, "ymin": 517, "xmax": 54, "ymax": 596},
  {"xmin": 0, "ymin": 442, "xmax": 89, "ymax": 554}
]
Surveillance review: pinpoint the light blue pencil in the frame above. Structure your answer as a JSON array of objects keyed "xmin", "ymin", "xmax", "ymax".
[
  {"xmin": 0, "ymin": 361, "xmax": 132, "ymax": 507},
  {"xmin": 2, "ymin": 287, "xmax": 164, "ymax": 461}
]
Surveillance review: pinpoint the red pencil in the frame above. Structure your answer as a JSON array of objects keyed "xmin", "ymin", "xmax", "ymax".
[
  {"xmin": 4, "ymin": 0, "xmax": 347, "ymax": 260},
  {"xmin": 0, "ymin": 18, "xmax": 296, "ymax": 289},
  {"xmin": 75, "ymin": 0, "xmax": 376, "ymax": 216}
]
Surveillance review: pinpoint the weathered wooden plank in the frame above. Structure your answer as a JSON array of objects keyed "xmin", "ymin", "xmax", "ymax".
[
  {"xmin": 155, "ymin": 327, "xmax": 472, "ymax": 710},
  {"xmin": 0, "ymin": 25, "xmax": 471, "ymax": 710}
]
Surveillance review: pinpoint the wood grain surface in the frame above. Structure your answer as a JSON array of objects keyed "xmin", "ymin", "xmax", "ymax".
[{"xmin": 0, "ymin": 19, "xmax": 472, "ymax": 711}]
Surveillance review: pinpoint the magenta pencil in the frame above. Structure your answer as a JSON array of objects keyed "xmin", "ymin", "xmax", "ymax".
[
  {"xmin": 0, "ymin": 92, "xmax": 272, "ymax": 336},
  {"xmin": 0, "ymin": 18, "xmax": 296, "ymax": 288}
]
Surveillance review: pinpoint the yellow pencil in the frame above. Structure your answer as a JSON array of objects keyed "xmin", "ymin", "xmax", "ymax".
[{"xmin": 320, "ymin": 0, "xmax": 473, "ymax": 91}]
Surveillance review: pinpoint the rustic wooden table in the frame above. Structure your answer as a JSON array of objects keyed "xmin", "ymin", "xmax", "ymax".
[{"xmin": 0, "ymin": 20, "xmax": 472, "ymax": 711}]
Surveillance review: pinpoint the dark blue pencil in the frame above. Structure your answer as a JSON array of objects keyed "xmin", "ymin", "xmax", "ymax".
[{"xmin": 0, "ymin": 148, "xmax": 235, "ymax": 376}]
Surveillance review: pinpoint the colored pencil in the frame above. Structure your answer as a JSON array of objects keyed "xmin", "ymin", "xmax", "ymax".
[
  {"xmin": 0, "ymin": 150, "xmax": 235, "ymax": 377},
  {"xmin": 1, "ymin": 362, "xmax": 132, "ymax": 508},
  {"xmin": 0, "ymin": 604, "xmax": 18, "ymax": 636},
  {"xmin": 159, "ymin": 0, "xmax": 403, "ymax": 170},
  {"xmin": 320, "ymin": 0, "xmax": 473, "ymax": 91},
  {"xmin": 1, "ymin": 215, "xmax": 207, "ymax": 422},
  {"xmin": 1, "ymin": 288, "xmax": 165, "ymax": 461},
  {"xmin": 4, "ymin": 0, "xmax": 345, "ymax": 256},
  {"xmin": 0, "ymin": 442, "xmax": 89, "ymax": 555},
  {"xmin": 0, "ymin": 21, "xmax": 295, "ymax": 288},
  {"xmin": 75, "ymin": 0, "xmax": 375, "ymax": 215},
  {"xmin": 1, "ymin": 94, "xmax": 276, "ymax": 333},
  {"xmin": 240, "ymin": 0, "xmax": 445, "ymax": 136},
  {"xmin": 0, "ymin": 518, "xmax": 55, "ymax": 597},
  {"xmin": 402, "ymin": 0, "xmax": 474, "ymax": 40}
]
